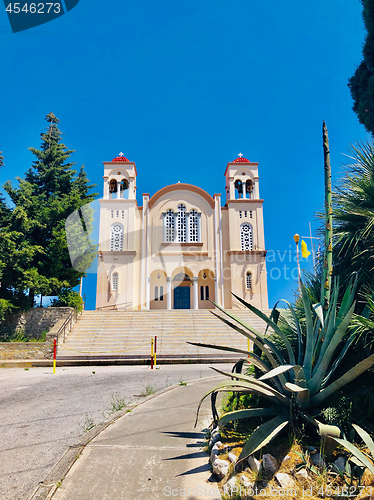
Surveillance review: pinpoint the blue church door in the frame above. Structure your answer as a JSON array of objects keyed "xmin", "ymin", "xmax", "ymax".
[{"xmin": 174, "ymin": 286, "xmax": 190, "ymax": 309}]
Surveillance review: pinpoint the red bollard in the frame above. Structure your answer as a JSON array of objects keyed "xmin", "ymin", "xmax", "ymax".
[
  {"xmin": 53, "ymin": 338, "xmax": 57, "ymax": 374},
  {"xmin": 154, "ymin": 336, "xmax": 157, "ymax": 367}
]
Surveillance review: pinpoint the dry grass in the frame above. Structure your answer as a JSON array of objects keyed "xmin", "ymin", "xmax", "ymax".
[{"xmin": 217, "ymin": 436, "xmax": 374, "ymax": 500}]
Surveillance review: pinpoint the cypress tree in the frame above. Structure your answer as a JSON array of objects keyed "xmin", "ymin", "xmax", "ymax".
[{"xmin": 4, "ymin": 113, "xmax": 98, "ymax": 306}]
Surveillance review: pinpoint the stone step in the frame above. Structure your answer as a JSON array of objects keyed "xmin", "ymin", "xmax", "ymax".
[{"xmin": 57, "ymin": 309, "xmax": 270, "ymax": 361}]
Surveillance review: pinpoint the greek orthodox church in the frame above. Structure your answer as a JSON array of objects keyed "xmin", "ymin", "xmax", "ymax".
[{"xmin": 95, "ymin": 154, "xmax": 268, "ymax": 311}]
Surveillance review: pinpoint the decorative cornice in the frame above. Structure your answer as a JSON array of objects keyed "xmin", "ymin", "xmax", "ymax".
[
  {"xmin": 227, "ymin": 250, "xmax": 267, "ymax": 257},
  {"xmin": 160, "ymin": 242, "xmax": 203, "ymax": 247},
  {"xmin": 149, "ymin": 183, "xmax": 215, "ymax": 209}
]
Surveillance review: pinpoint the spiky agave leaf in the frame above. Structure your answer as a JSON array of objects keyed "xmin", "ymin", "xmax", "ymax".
[
  {"xmin": 310, "ymin": 354, "xmax": 374, "ymax": 406},
  {"xmin": 210, "ymin": 367, "xmax": 290, "ymax": 407},
  {"xmin": 308, "ymin": 302, "xmax": 356, "ymax": 394},
  {"xmin": 237, "ymin": 414, "xmax": 290, "ymax": 463},
  {"xmin": 331, "ymin": 435, "xmax": 374, "ymax": 475},
  {"xmin": 352, "ymin": 424, "xmax": 374, "ymax": 458},
  {"xmin": 186, "ymin": 341, "xmax": 271, "ymax": 374},
  {"xmin": 194, "ymin": 380, "xmax": 286, "ymax": 427},
  {"xmin": 218, "ymin": 407, "xmax": 280, "ymax": 428},
  {"xmin": 232, "ymin": 293, "xmax": 295, "ymax": 365}
]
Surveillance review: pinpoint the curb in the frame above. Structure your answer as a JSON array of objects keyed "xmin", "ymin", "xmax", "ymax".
[
  {"xmin": 0, "ymin": 357, "xmax": 237, "ymax": 368},
  {"xmin": 28, "ymin": 375, "xmax": 219, "ymax": 500}
]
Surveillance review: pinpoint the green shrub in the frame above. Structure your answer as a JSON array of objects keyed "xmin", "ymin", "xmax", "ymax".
[
  {"xmin": 0, "ymin": 299, "xmax": 17, "ymax": 322},
  {"xmin": 50, "ymin": 289, "xmax": 83, "ymax": 312}
]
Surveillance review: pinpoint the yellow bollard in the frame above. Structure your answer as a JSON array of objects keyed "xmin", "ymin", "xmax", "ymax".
[{"xmin": 247, "ymin": 338, "xmax": 251, "ymax": 357}]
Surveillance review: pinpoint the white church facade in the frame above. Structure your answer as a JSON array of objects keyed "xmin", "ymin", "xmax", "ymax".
[{"xmin": 95, "ymin": 154, "xmax": 268, "ymax": 311}]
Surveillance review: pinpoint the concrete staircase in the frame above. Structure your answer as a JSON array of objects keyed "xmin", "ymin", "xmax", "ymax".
[{"xmin": 57, "ymin": 309, "xmax": 272, "ymax": 364}]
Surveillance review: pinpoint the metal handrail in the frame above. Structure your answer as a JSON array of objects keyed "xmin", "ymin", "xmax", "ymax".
[
  {"xmin": 57, "ymin": 308, "xmax": 79, "ymax": 343},
  {"xmin": 95, "ymin": 302, "xmax": 131, "ymax": 311}
]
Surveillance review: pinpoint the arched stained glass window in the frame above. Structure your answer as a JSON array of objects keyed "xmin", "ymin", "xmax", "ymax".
[
  {"xmin": 177, "ymin": 204, "xmax": 187, "ymax": 242},
  {"xmin": 164, "ymin": 209, "xmax": 175, "ymax": 242},
  {"xmin": 240, "ymin": 223, "xmax": 253, "ymax": 251},
  {"xmin": 112, "ymin": 272, "xmax": 119, "ymax": 291},
  {"xmin": 110, "ymin": 223, "xmax": 124, "ymax": 251},
  {"xmin": 155, "ymin": 286, "xmax": 159, "ymax": 301},
  {"xmin": 164, "ymin": 206, "xmax": 201, "ymax": 243},
  {"xmin": 246, "ymin": 272, "xmax": 252, "ymax": 290},
  {"xmin": 189, "ymin": 209, "xmax": 199, "ymax": 242},
  {"xmin": 160, "ymin": 286, "xmax": 164, "ymax": 301}
]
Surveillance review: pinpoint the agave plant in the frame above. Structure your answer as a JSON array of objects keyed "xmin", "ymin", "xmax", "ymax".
[{"xmin": 190, "ymin": 281, "xmax": 374, "ymax": 465}]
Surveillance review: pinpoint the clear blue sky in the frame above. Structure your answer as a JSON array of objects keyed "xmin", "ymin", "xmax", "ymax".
[{"xmin": 0, "ymin": 1, "xmax": 370, "ymax": 309}]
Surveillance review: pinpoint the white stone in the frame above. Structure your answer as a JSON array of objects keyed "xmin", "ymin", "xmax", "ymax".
[
  {"xmin": 224, "ymin": 477, "xmax": 238, "ymax": 493},
  {"xmin": 282, "ymin": 454, "xmax": 292, "ymax": 463},
  {"xmin": 275, "ymin": 473, "xmax": 296, "ymax": 490},
  {"xmin": 248, "ymin": 455, "xmax": 262, "ymax": 474},
  {"xmin": 210, "ymin": 441, "xmax": 222, "ymax": 462},
  {"xmin": 311, "ymin": 453, "xmax": 325, "ymax": 468},
  {"xmin": 212, "ymin": 458, "xmax": 230, "ymax": 480},
  {"xmin": 294, "ymin": 468, "xmax": 309, "ymax": 484},
  {"xmin": 209, "ymin": 433, "xmax": 221, "ymax": 447},
  {"xmin": 333, "ymin": 456, "xmax": 346, "ymax": 472},
  {"xmin": 262, "ymin": 454, "xmax": 278, "ymax": 474},
  {"xmin": 228, "ymin": 452, "xmax": 238, "ymax": 463},
  {"xmin": 211, "ymin": 441, "xmax": 222, "ymax": 453},
  {"xmin": 240, "ymin": 474, "xmax": 254, "ymax": 489}
]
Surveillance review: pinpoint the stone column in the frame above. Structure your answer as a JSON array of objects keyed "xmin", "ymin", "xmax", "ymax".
[
  {"xmin": 166, "ymin": 277, "xmax": 172, "ymax": 310},
  {"xmin": 242, "ymin": 180, "xmax": 246, "ymax": 199},
  {"xmin": 192, "ymin": 277, "xmax": 199, "ymax": 310},
  {"xmin": 146, "ymin": 277, "xmax": 151, "ymax": 310},
  {"xmin": 117, "ymin": 181, "xmax": 121, "ymax": 199},
  {"xmin": 214, "ymin": 277, "xmax": 218, "ymax": 305}
]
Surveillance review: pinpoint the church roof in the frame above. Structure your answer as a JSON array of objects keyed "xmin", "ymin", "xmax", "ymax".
[
  {"xmin": 233, "ymin": 157, "xmax": 250, "ymax": 163},
  {"xmin": 112, "ymin": 155, "xmax": 130, "ymax": 162}
]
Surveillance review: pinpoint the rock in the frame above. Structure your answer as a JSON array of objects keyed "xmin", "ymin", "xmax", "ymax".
[
  {"xmin": 248, "ymin": 455, "xmax": 262, "ymax": 474},
  {"xmin": 282, "ymin": 455, "xmax": 292, "ymax": 464},
  {"xmin": 224, "ymin": 476, "xmax": 238, "ymax": 493},
  {"xmin": 275, "ymin": 473, "xmax": 296, "ymax": 490},
  {"xmin": 209, "ymin": 433, "xmax": 221, "ymax": 447},
  {"xmin": 212, "ymin": 457, "xmax": 230, "ymax": 480},
  {"xmin": 333, "ymin": 456, "xmax": 346, "ymax": 473},
  {"xmin": 311, "ymin": 453, "xmax": 325, "ymax": 468},
  {"xmin": 221, "ymin": 444, "xmax": 234, "ymax": 453},
  {"xmin": 228, "ymin": 452, "xmax": 238, "ymax": 463},
  {"xmin": 239, "ymin": 474, "xmax": 254, "ymax": 489},
  {"xmin": 211, "ymin": 426, "xmax": 220, "ymax": 437},
  {"xmin": 262, "ymin": 454, "xmax": 278, "ymax": 474},
  {"xmin": 210, "ymin": 441, "xmax": 222, "ymax": 462},
  {"xmin": 294, "ymin": 468, "xmax": 309, "ymax": 484}
]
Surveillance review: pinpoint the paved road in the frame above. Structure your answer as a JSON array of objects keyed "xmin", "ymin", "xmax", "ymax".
[{"xmin": 0, "ymin": 364, "xmax": 228, "ymax": 500}]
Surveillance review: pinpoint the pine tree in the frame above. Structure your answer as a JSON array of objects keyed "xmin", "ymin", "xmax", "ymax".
[
  {"xmin": 348, "ymin": 0, "xmax": 374, "ymax": 135},
  {"xmin": 0, "ymin": 147, "xmax": 9, "ymax": 226},
  {"xmin": 4, "ymin": 113, "xmax": 98, "ymax": 307}
]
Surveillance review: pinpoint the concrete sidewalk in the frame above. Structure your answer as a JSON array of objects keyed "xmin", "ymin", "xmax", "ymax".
[{"xmin": 46, "ymin": 378, "xmax": 223, "ymax": 500}]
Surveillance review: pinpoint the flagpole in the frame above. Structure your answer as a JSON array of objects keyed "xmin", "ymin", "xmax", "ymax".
[
  {"xmin": 294, "ymin": 234, "xmax": 301, "ymax": 292},
  {"xmin": 309, "ymin": 221, "xmax": 316, "ymax": 276}
]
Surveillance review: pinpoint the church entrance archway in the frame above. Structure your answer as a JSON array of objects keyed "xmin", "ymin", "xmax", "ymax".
[
  {"xmin": 174, "ymin": 286, "xmax": 190, "ymax": 309},
  {"xmin": 172, "ymin": 269, "xmax": 192, "ymax": 309}
]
